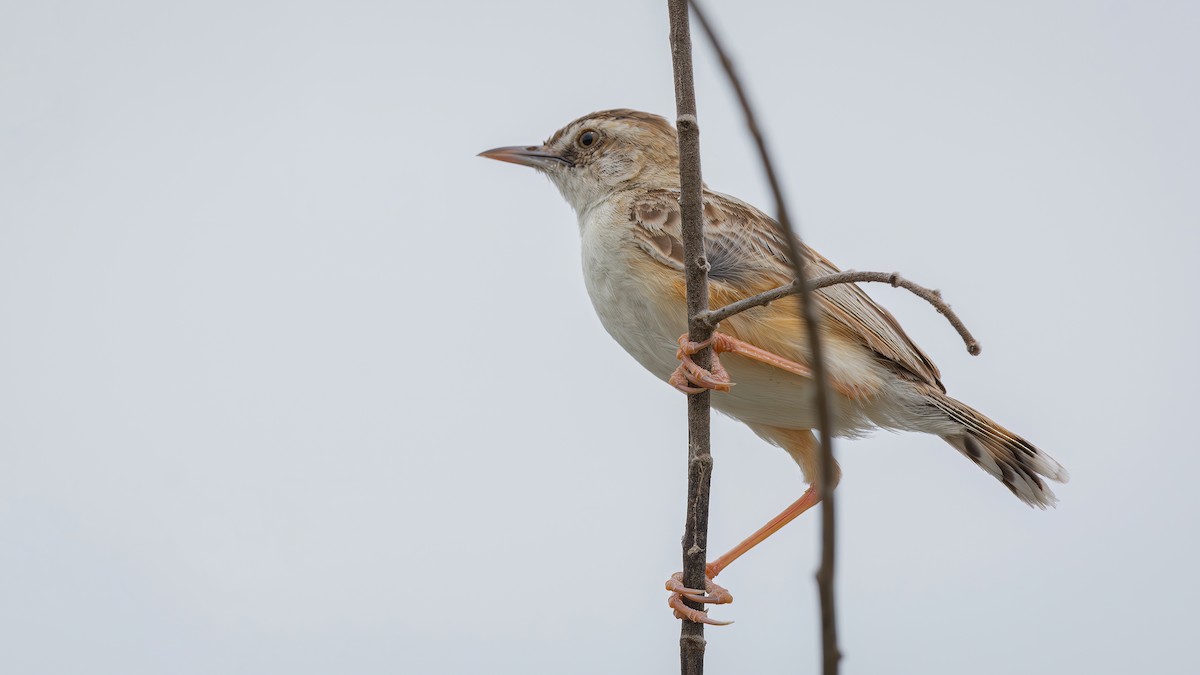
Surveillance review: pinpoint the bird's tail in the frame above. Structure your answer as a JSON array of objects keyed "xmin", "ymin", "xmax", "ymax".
[{"xmin": 930, "ymin": 393, "xmax": 1069, "ymax": 508}]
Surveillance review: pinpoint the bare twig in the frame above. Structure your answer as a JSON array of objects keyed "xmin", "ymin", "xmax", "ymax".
[
  {"xmin": 667, "ymin": 1, "xmax": 715, "ymax": 673},
  {"xmin": 700, "ymin": 271, "xmax": 982, "ymax": 356},
  {"xmin": 688, "ymin": 2, "xmax": 842, "ymax": 673}
]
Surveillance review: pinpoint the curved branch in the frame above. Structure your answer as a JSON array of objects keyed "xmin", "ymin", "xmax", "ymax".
[{"xmin": 699, "ymin": 271, "xmax": 982, "ymax": 356}]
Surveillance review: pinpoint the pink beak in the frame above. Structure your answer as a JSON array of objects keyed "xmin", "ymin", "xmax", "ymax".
[{"xmin": 478, "ymin": 145, "xmax": 572, "ymax": 170}]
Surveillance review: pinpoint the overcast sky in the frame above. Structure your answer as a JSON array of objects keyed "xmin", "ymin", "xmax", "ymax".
[{"xmin": 2, "ymin": 1, "xmax": 1197, "ymax": 673}]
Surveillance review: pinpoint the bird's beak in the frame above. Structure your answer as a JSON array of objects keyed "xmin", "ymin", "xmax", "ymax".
[{"xmin": 477, "ymin": 145, "xmax": 572, "ymax": 170}]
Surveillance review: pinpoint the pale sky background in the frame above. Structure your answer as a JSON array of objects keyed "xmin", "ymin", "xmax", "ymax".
[{"xmin": 2, "ymin": 1, "xmax": 1198, "ymax": 673}]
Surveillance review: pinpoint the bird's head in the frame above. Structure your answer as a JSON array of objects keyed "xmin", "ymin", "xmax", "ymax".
[{"xmin": 479, "ymin": 109, "xmax": 680, "ymax": 214}]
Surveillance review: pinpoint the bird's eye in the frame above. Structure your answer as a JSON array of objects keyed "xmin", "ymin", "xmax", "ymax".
[{"xmin": 578, "ymin": 130, "xmax": 598, "ymax": 147}]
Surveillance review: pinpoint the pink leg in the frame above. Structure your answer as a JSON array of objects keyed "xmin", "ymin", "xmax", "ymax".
[
  {"xmin": 706, "ymin": 332, "xmax": 813, "ymax": 380},
  {"xmin": 670, "ymin": 332, "xmax": 813, "ymax": 395},
  {"xmin": 707, "ymin": 484, "xmax": 821, "ymax": 578},
  {"xmin": 665, "ymin": 485, "xmax": 822, "ymax": 625}
]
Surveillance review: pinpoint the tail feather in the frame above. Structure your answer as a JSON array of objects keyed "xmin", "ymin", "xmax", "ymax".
[{"xmin": 930, "ymin": 394, "xmax": 1068, "ymax": 509}]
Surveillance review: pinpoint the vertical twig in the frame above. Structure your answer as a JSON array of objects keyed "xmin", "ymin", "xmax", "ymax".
[
  {"xmin": 667, "ymin": 2, "xmax": 714, "ymax": 674},
  {"xmin": 688, "ymin": 2, "xmax": 842, "ymax": 673}
]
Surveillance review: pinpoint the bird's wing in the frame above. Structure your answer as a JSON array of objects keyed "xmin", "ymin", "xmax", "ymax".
[{"xmin": 630, "ymin": 188, "xmax": 944, "ymax": 392}]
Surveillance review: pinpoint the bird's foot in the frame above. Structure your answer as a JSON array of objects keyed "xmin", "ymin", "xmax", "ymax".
[
  {"xmin": 670, "ymin": 334, "xmax": 735, "ymax": 394},
  {"xmin": 665, "ymin": 570, "xmax": 734, "ymax": 626}
]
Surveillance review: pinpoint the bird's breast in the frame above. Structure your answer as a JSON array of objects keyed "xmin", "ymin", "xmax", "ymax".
[{"xmin": 580, "ymin": 212, "xmax": 686, "ymax": 381}]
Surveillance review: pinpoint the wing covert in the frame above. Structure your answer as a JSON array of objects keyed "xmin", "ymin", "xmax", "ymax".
[{"xmin": 629, "ymin": 189, "xmax": 945, "ymax": 391}]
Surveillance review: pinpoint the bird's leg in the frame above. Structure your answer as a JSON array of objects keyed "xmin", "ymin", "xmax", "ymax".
[
  {"xmin": 707, "ymin": 483, "xmax": 821, "ymax": 578},
  {"xmin": 665, "ymin": 484, "xmax": 822, "ymax": 625},
  {"xmin": 670, "ymin": 332, "xmax": 813, "ymax": 394}
]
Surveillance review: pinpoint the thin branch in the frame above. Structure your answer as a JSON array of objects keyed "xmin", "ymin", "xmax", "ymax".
[
  {"xmin": 667, "ymin": 2, "xmax": 715, "ymax": 674},
  {"xmin": 700, "ymin": 271, "xmax": 982, "ymax": 356},
  {"xmin": 688, "ymin": 2, "xmax": 842, "ymax": 674}
]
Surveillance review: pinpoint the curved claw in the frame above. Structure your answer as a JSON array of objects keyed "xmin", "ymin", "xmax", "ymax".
[
  {"xmin": 666, "ymin": 572, "xmax": 734, "ymax": 626},
  {"xmin": 669, "ymin": 593, "xmax": 734, "ymax": 626},
  {"xmin": 680, "ymin": 357, "xmax": 732, "ymax": 392},
  {"xmin": 672, "ymin": 334, "xmax": 734, "ymax": 394},
  {"xmin": 669, "ymin": 367, "xmax": 708, "ymax": 394}
]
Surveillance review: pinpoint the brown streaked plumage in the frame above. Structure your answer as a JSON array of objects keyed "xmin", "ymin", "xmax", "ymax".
[
  {"xmin": 479, "ymin": 109, "xmax": 1068, "ymax": 625},
  {"xmin": 630, "ymin": 187, "xmax": 944, "ymax": 391}
]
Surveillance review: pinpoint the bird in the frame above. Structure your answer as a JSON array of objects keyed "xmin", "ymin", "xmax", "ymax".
[{"xmin": 479, "ymin": 108, "xmax": 1068, "ymax": 625}]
